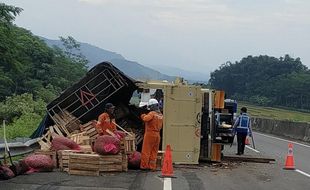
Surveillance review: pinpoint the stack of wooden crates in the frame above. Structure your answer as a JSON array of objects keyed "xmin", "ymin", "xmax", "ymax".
[
  {"xmin": 56, "ymin": 129, "xmax": 136, "ymax": 176},
  {"xmin": 37, "ymin": 119, "xmax": 136, "ymax": 176}
]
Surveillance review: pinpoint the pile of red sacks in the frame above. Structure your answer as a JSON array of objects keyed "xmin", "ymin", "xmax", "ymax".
[{"xmin": 0, "ymin": 154, "xmax": 54, "ymax": 180}]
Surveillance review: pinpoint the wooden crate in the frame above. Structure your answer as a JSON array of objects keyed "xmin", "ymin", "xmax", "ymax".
[
  {"xmin": 156, "ymin": 151, "xmax": 165, "ymax": 169},
  {"xmin": 58, "ymin": 150, "xmax": 95, "ymax": 172},
  {"xmin": 49, "ymin": 125, "xmax": 66, "ymax": 137},
  {"xmin": 80, "ymin": 121, "xmax": 99, "ymax": 140},
  {"xmin": 122, "ymin": 154, "xmax": 128, "ymax": 172},
  {"xmin": 58, "ymin": 150, "xmax": 77, "ymax": 172},
  {"xmin": 69, "ymin": 153, "xmax": 100, "ymax": 176},
  {"xmin": 70, "ymin": 132, "xmax": 90, "ymax": 145},
  {"xmin": 80, "ymin": 145, "xmax": 93, "ymax": 153},
  {"xmin": 124, "ymin": 133, "xmax": 136, "ymax": 154},
  {"xmin": 38, "ymin": 125, "xmax": 69, "ymax": 151},
  {"xmin": 99, "ymin": 153, "xmax": 123, "ymax": 172},
  {"xmin": 51, "ymin": 110, "xmax": 80, "ymax": 135},
  {"xmin": 34, "ymin": 150, "xmax": 57, "ymax": 168},
  {"xmin": 120, "ymin": 140, "xmax": 125, "ymax": 153},
  {"xmin": 38, "ymin": 130, "xmax": 52, "ymax": 151}
]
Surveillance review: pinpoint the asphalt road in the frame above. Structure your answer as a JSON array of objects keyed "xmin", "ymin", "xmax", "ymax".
[
  {"xmin": 1, "ymin": 132, "xmax": 310, "ymax": 190},
  {"xmin": 252, "ymin": 132, "xmax": 310, "ymax": 175}
]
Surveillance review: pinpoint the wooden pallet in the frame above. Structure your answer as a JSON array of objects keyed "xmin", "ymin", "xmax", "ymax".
[
  {"xmin": 68, "ymin": 152, "xmax": 100, "ymax": 176},
  {"xmin": 34, "ymin": 150, "xmax": 58, "ymax": 168},
  {"xmin": 99, "ymin": 153, "xmax": 123, "ymax": 172}
]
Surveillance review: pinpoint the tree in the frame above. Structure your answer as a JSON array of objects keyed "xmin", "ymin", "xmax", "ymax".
[
  {"xmin": 209, "ymin": 55, "xmax": 310, "ymax": 110},
  {"xmin": 0, "ymin": 3, "xmax": 88, "ymax": 101},
  {"xmin": 59, "ymin": 36, "xmax": 88, "ymax": 66},
  {"xmin": 0, "ymin": 3, "xmax": 23, "ymax": 25},
  {"xmin": 0, "ymin": 3, "xmax": 90, "ymax": 138}
]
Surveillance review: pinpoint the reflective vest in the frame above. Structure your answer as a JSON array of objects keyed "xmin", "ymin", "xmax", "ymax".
[{"xmin": 236, "ymin": 114, "xmax": 250, "ymax": 134}]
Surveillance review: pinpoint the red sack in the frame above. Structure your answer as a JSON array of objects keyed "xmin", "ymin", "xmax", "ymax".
[
  {"xmin": 115, "ymin": 131, "xmax": 126, "ymax": 140},
  {"xmin": 0, "ymin": 166, "xmax": 15, "ymax": 180},
  {"xmin": 128, "ymin": 151, "xmax": 141, "ymax": 169},
  {"xmin": 51, "ymin": 136, "xmax": 80, "ymax": 151},
  {"xmin": 23, "ymin": 154, "xmax": 54, "ymax": 173},
  {"xmin": 94, "ymin": 135, "xmax": 120, "ymax": 155}
]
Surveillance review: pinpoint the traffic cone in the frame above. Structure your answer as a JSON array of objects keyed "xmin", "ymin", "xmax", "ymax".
[
  {"xmin": 245, "ymin": 136, "xmax": 250, "ymax": 145},
  {"xmin": 284, "ymin": 143, "xmax": 295, "ymax": 170},
  {"xmin": 159, "ymin": 144, "xmax": 175, "ymax": 178}
]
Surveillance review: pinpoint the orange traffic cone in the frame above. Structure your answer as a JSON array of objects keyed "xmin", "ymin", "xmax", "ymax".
[
  {"xmin": 245, "ymin": 136, "xmax": 250, "ymax": 145},
  {"xmin": 159, "ymin": 144, "xmax": 175, "ymax": 178},
  {"xmin": 284, "ymin": 143, "xmax": 295, "ymax": 170}
]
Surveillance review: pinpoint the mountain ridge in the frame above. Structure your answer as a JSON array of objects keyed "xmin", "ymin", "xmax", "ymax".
[{"xmin": 42, "ymin": 37, "xmax": 207, "ymax": 82}]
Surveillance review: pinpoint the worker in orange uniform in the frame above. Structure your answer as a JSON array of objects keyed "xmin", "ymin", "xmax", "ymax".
[
  {"xmin": 96, "ymin": 103, "xmax": 117, "ymax": 135},
  {"xmin": 140, "ymin": 99, "xmax": 163, "ymax": 170}
]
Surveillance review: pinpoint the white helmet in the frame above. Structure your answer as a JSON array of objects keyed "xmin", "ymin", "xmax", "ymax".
[{"xmin": 148, "ymin": 98, "xmax": 159, "ymax": 106}]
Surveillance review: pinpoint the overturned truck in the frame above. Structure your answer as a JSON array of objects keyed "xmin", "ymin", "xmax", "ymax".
[{"xmin": 33, "ymin": 62, "xmax": 221, "ymax": 164}]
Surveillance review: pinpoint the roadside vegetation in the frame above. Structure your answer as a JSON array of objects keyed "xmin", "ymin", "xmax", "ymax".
[
  {"xmin": 0, "ymin": 3, "xmax": 88, "ymax": 139},
  {"xmin": 239, "ymin": 102, "xmax": 310, "ymax": 123},
  {"xmin": 209, "ymin": 55, "xmax": 310, "ymax": 110}
]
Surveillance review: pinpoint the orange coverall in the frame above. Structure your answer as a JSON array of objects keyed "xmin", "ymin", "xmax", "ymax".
[
  {"xmin": 96, "ymin": 113, "xmax": 116, "ymax": 135},
  {"xmin": 140, "ymin": 111, "xmax": 163, "ymax": 170}
]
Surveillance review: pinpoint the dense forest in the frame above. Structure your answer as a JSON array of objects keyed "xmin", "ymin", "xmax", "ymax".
[
  {"xmin": 209, "ymin": 55, "xmax": 310, "ymax": 110},
  {"xmin": 0, "ymin": 3, "xmax": 88, "ymax": 138}
]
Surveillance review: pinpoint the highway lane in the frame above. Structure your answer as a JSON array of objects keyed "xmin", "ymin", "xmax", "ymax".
[{"xmin": 251, "ymin": 132, "xmax": 310, "ymax": 177}]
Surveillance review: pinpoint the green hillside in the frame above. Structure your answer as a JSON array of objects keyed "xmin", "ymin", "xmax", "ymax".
[
  {"xmin": 210, "ymin": 55, "xmax": 310, "ymax": 110},
  {"xmin": 239, "ymin": 102, "xmax": 310, "ymax": 123}
]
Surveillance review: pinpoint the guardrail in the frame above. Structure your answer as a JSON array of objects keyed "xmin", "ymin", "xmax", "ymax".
[
  {"xmin": 0, "ymin": 138, "xmax": 40, "ymax": 159},
  {"xmin": 251, "ymin": 117, "xmax": 310, "ymax": 142}
]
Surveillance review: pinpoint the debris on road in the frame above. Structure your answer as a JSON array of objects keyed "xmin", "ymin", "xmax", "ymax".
[{"xmin": 223, "ymin": 156, "xmax": 275, "ymax": 163}]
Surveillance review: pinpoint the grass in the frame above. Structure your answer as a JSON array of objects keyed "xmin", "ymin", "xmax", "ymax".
[
  {"xmin": 239, "ymin": 102, "xmax": 310, "ymax": 123},
  {"xmin": 0, "ymin": 113, "xmax": 42, "ymax": 140}
]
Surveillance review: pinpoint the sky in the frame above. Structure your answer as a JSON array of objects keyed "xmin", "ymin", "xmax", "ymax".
[{"xmin": 3, "ymin": 0, "xmax": 310, "ymax": 73}]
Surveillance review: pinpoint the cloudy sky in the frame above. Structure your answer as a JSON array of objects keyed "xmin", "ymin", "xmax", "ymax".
[{"xmin": 4, "ymin": 0, "xmax": 310, "ymax": 73}]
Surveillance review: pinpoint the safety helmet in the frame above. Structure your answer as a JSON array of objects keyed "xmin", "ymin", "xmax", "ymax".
[{"xmin": 148, "ymin": 98, "xmax": 159, "ymax": 106}]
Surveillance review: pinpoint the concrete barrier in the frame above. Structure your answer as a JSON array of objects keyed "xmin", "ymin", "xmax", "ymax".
[{"xmin": 251, "ymin": 117, "xmax": 310, "ymax": 142}]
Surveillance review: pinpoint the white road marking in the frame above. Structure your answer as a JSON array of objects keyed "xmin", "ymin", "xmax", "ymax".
[
  {"xmin": 163, "ymin": 178, "xmax": 172, "ymax": 190},
  {"xmin": 295, "ymin": 169, "xmax": 310, "ymax": 178},
  {"xmin": 254, "ymin": 132, "xmax": 310, "ymax": 148},
  {"xmin": 245, "ymin": 145, "xmax": 260, "ymax": 153}
]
